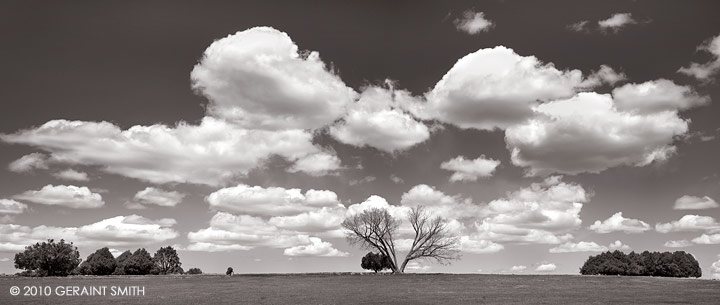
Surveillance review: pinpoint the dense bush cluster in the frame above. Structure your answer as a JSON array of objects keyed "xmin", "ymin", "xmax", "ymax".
[
  {"xmin": 14, "ymin": 240, "xmax": 184, "ymax": 277},
  {"xmin": 361, "ymin": 252, "xmax": 391, "ymax": 273},
  {"xmin": 186, "ymin": 267, "xmax": 203, "ymax": 275},
  {"xmin": 580, "ymin": 250, "xmax": 701, "ymax": 278}
]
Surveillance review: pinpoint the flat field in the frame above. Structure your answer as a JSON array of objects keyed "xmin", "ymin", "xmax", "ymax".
[{"xmin": 1, "ymin": 273, "xmax": 718, "ymax": 304}]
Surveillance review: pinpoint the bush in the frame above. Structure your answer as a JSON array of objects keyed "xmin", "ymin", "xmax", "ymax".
[
  {"xmin": 123, "ymin": 248, "xmax": 154, "ymax": 275},
  {"xmin": 78, "ymin": 247, "xmax": 117, "ymax": 275},
  {"xmin": 112, "ymin": 250, "xmax": 133, "ymax": 275},
  {"xmin": 226, "ymin": 267, "xmax": 234, "ymax": 276},
  {"xmin": 580, "ymin": 250, "xmax": 701, "ymax": 277},
  {"xmin": 14, "ymin": 239, "xmax": 81, "ymax": 277},
  {"xmin": 361, "ymin": 252, "xmax": 391, "ymax": 273},
  {"xmin": 187, "ymin": 268, "xmax": 202, "ymax": 275}
]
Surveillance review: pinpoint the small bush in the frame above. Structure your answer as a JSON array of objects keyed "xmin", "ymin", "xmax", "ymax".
[{"xmin": 187, "ymin": 268, "xmax": 202, "ymax": 275}]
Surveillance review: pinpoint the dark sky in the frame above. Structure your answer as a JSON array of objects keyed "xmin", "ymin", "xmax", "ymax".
[{"xmin": 1, "ymin": 0, "xmax": 719, "ymax": 276}]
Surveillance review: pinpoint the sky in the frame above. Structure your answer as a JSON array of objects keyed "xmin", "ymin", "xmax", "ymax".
[{"xmin": 1, "ymin": 0, "xmax": 720, "ymax": 277}]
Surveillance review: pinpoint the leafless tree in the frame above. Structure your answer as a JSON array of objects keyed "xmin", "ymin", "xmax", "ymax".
[{"xmin": 342, "ymin": 206, "xmax": 460, "ymax": 273}]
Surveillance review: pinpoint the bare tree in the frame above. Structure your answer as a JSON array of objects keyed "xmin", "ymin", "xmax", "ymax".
[{"xmin": 342, "ymin": 206, "xmax": 460, "ymax": 273}]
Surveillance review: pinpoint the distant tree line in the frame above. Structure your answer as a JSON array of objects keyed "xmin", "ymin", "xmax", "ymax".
[
  {"xmin": 580, "ymin": 250, "xmax": 701, "ymax": 278},
  {"xmin": 14, "ymin": 239, "xmax": 201, "ymax": 277}
]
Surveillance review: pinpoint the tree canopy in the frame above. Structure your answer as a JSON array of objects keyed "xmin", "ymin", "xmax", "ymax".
[
  {"xmin": 361, "ymin": 252, "xmax": 391, "ymax": 273},
  {"xmin": 14, "ymin": 239, "xmax": 81, "ymax": 277},
  {"xmin": 580, "ymin": 250, "xmax": 701, "ymax": 278}
]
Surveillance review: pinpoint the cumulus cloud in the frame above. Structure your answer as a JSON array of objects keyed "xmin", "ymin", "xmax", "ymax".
[
  {"xmin": 655, "ymin": 215, "xmax": 720, "ymax": 233},
  {"xmin": 506, "ymin": 92, "xmax": 689, "ymax": 176},
  {"xmin": 52, "ymin": 169, "xmax": 89, "ymax": 181},
  {"xmin": 712, "ymin": 256, "xmax": 720, "ymax": 279},
  {"xmin": 678, "ymin": 34, "xmax": 720, "ymax": 81},
  {"xmin": 283, "ymin": 237, "xmax": 348, "ymax": 257},
  {"xmin": 580, "ymin": 65, "xmax": 627, "ymax": 87},
  {"xmin": 14, "ymin": 184, "xmax": 104, "ymax": 209},
  {"xmin": 691, "ymin": 233, "xmax": 720, "ymax": 245},
  {"xmin": 588, "ymin": 212, "xmax": 651, "ymax": 234},
  {"xmin": 454, "ymin": 10, "xmax": 494, "ymax": 35},
  {"xmin": 206, "ymin": 184, "xmax": 342, "ymax": 217},
  {"xmin": 0, "ymin": 215, "xmax": 178, "ymax": 252},
  {"xmin": 664, "ymin": 240, "xmax": 693, "ymax": 248},
  {"xmin": 473, "ymin": 176, "xmax": 589, "ymax": 244},
  {"xmin": 549, "ymin": 240, "xmax": 629, "ymax": 253},
  {"xmin": 598, "ymin": 13, "xmax": 637, "ymax": 32},
  {"xmin": 191, "ymin": 27, "xmax": 356, "ymax": 130},
  {"xmin": 608, "ymin": 240, "xmax": 631, "ymax": 251},
  {"xmin": 612, "ymin": 79, "xmax": 709, "ymax": 114},
  {"xmin": 1, "ymin": 117, "xmax": 339, "ymax": 186},
  {"xmin": 405, "ymin": 261, "xmax": 432, "ymax": 272},
  {"xmin": 132, "ymin": 187, "xmax": 185, "ymax": 207},
  {"xmin": 510, "ymin": 265, "xmax": 527, "ymax": 272},
  {"xmin": 330, "ymin": 85, "xmax": 430, "ymax": 153},
  {"xmin": 673, "ymin": 195, "xmax": 719, "ymax": 210},
  {"xmin": 425, "ymin": 46, "xmax": 586, "ymax": 130},
  {"xmin": 535, "ymin": 263, "xmax": 556, "ymax": 272},
  {"xmin": 287, "ymin": 152, "xmax": 343, "ymax": 176},
  {"xmin": 440, "ymin": 155, "xmax": 500, "ymax": 182},
  {"xmin": 459, "ymin": 237, "xmax": 504, "ymax": 254},
  {"xmin": 0, "ymin": 199, "xmax": 27, "ymax": 214},
  {"xmin": 8, "ymin": 152, "xmax": 49, "ymax": 173}
]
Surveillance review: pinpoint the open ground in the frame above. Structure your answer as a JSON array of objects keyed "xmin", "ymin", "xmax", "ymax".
[{"xmin": 1, "ymin": 274, "xmax": 719, "ymax": 304}]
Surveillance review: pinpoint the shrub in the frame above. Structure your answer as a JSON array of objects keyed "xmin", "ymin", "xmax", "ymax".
[
  {"xmin": 361, "ymin": 252, "xmax": 391, "ymax": 273},
  {"xmin": 580, "ymin": 250, "xmax": 701, "ymax": 277},
  {"xmin": 187, "ymin": 268, "xmax": 202, "ymax": 275},
  {"xmin": 226, "ymin": 267, "xmax": 234, "ymax": 276},
  {"xmin": 78, "ymin": 247, "xmax": 117, "ymax": 275},
  {"xmin": 14, "ymin": 239, "xmax": 81, "ymax": 277}
]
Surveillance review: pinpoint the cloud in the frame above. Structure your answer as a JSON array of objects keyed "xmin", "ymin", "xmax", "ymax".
[
  {"xmin": 52, "ymin": 169, "xmax": 89, "ymax": 181},
  {"xmin": 425, "ymin": 46, "xmax": 586, "ymax": 130},
  {"xmin": 8, "ymin": 153, "xmax": 49, "ymax": 173},
  {"xmin": 712, "ymin": 256, "xmax": 720, "ymax": 279},
  {"xmin": 673, "ymin": 195, "xmax": 719, "ymax": 210},
  {"xmin": 400, "ymin": 184, "xmax": 483, "ymax": 221},
  {"xmin": 440, "ymin": 155, "xmax": 500, "ymax": 182},
  {"xmin": 678, "ymin": 34, "xmax": 720, "ymax": 81},
  {"xmin": 567, "ymin": 20, "xmax": 589, "ymax": 32},
  {"xmin": 405, "ymin": 261, "xmax": 432, "ymax": 272},
  {"xmin": 283, "ymin": 237, "xmax": 348, "ymax": 257},
  {"xmin": 14, "ymin": 184, "xmax": 104, "ymax": 209},
  {"xmin": 454, "ymin": 10, "xmax": 494, "ymax": 35},
  {"xmin": 608, "ymin": 240, "xmax": 631, "ymax": 251},
  {"xmin": 664, "ymin": 240, "xmax": 693, "ymax": 248},
  {"xmin": 1, "ymin": 117, "xmax": 338, "ymax": 186},
  {"xmin": 692, "ymin": 233, "xmax": 720, "ymax": 245},
  {"xmin": 206, "ymin": 184, "xmax": 341, "ymax": 217},
  {"xmin": 612, "ymin": 79, "xmax": 709, "ymax": 114},
  {"xmin": 535, "ymin": 263, "xmax": 556, "ymax": 272},
  {"xmin": 287, "ymin": 152, "xmax": 343, "ymax": 176},
  {"xmin": 329, "ymin": 85, "xmax": 430, "ymax": 153},
  {"xmin": 0, "ymin": 215, "xmax": 178, "ymax": 252},
  {"xmin": 473, "ymin": 176, "xmax": 588, "ymax": 244},
  {"xmin": 510, "ymin": 265, "xmax": 527, "ymax": 272},
  {"xmin": 580, "ymin": 65, "xmax": 627, "ymax": 87},
  {"xmin": 459, "ymin": 237, "xmax": 504, "ymax": 254},
  {"xmin": 588, "ymin": 212, "xmax": 651, "ymax": 234},
  {"xmin": 598, "ymin": 13, "xmax": 637, "ymax": 32},
  {"xmin": 506, "ymin": 92, "xmax": 689, "ymax": 176},
  {"xmin": 349, "ymin": 176, "xmax": 376, "ymax": 186},
  {"xmin": 549, "ymin": 240, "xmax": 629, "ymax": 253},
  {"xmin": 190, "ymin": 27, "xmax": 356, "ymax": 130},
  {"xmin": 132, "ymin": 187, "xmax": 185, "ymax": 207},
  {"xmin": 389, "ymin": 175, "xmax": 404, "ymax": 184},
  {"xmin": 656, "ymin": 215, "xmax": 720, "ymax": 233},
  {"xmin": 0, "ymin": 199, "xmax": 27, "ymax": 214}
]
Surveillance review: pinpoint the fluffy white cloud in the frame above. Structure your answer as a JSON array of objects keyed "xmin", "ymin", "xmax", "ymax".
[
  {"xmin": 400, "ymin": 184, "xmax": 483, "ymax": 220},
  {"xmin": 207, "ymin": 184, "xmax": 341, "ymax": 217},
  {"xmin": 52, "ymin": 169, "xmax": 89, "ymax": 181},
  {"xmin": 598, "ymin": 13, "xmax": 636, "ymax": 32},
  {"xmin": 506, "ymin": 92, "xmax": 688, "ymax": 176},
  {"xmin": 440, "ymin": 155, "xmax": 500, "ymax": 182},
  {"xmin": 510, "ymin": 265, "xmax": 527, "ymax": 272},
  {"xmin": 608, "ymin": 240, "xmax": 631, "ymax": 251},
  {"xmin": 283, "ymin": 237, "xmax": 348, "ymax": 257},
  {"xmin": 535, "ymin": 263, "xmax": 556, "ymax": 272},
  {"xmin": 712, "ymin": 256, "xmax": 720, "ymax": 279},
  {"xmin": 425, "ymin": 46, "xmax": 585, "ymax": 130},
  {"xmin": 678, "ymin": 34, "xmax": 720, "ymax": 80},
  {"xmin": 550, "ymin": 241, "xmax": 607, "ymax": 253},
  {"xmin": 0, "ymin": 199, "xmax": 27, "ymax": 214},
  {"xmin": 588, "ymin": 212, "xmax": 651, "ymax": 234},
  {"xmin": 330, "ymin": 85, "xmax": 430, "ymax": 153},
  {"xmin": 287, "ymin": 152, "xmax": 343, "ymax": 176},
  {"xmin": 612, "ymin": 79, "xmax": 709, "ymax": 114},
  {"xmin": 191, "ymin": 27, "xmax": 357, "ymax": 130},
  {"xmin": 459, "ymin": 237, "xmax": 504, "ymax": 254},
  {"xmin": 0, "ymin": 215, "xmax": 178, "ymax": 252},
  {"xmin": 473, "ymin": 177, "xmax": 588, "ymax": 244},
  {"xmin": 14, "ymin": 184, "xmax": 104, "ymax": 209},
  {"xmin": 8, "ymin": 152, "xmax": 49, "ymax": 173},
  {"xmin": 655, "ymin": 215, "xmax": 720, "ymax": 233},
  {"xmin": 454, "ymin": 10, "xmax": 494, "ymax": 35},
  {"xmin": 580, "ymin": 65, "xmax": 627, "ymax": 88},
  {"xmin": 692, "ymin": 233, "xmax": 720, "ymax": 245},
  {"xmin": 1, "ymin": 117, "xmax": 339, "ymax": 186},
  {"xmin": 133, "ymin": 187, "xmax": 185, "ymax": 207},
  {"xmin": 673, "ymin": 195, "xmax": 719, "ymax": 210},
  {"xmin": 664, "ymin": 240, "xmax": 693, "ymax": 248},
  {"xmin": 405, "ymin": 261, "xmax": 431, "ymax": 272}
]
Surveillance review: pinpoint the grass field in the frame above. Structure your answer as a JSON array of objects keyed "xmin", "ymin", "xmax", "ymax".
[{"xmin": 1, "ymin": 273, "xmax": 718, "ymax": 304}]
